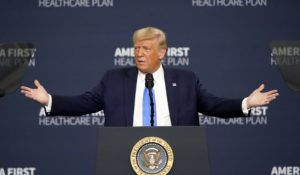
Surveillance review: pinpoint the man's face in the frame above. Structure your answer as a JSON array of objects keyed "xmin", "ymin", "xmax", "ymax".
[{"xmin": 134, "ymin": 39, "xmax": 166, "ymax": 73}]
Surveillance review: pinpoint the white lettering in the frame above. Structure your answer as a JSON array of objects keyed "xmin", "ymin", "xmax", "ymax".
[
  {"xmin": 28, "ymin": 59, "xmax": 36, "ymax": 67},
  {"xmin": 271, "ymin": 166, "xmax": 300, "ymax": 175},
  {"xmin": 167, "ymin": 47, "xmax": 190, "ymax": 57},
  {"xmin": 272, "ymin": 57, "xmax": 300, "ymax": 66},
  {"xmin": 0, "ymin": 49, "xmax": 6, "ymax": 57},
  {"xmin": 245, "ymin": 116, "xmax": 267, "ymax": 125},
  {"xmin": 271, "ymin": 55, "xmax": 277, "ymax": 66},
  {"xmin": 250, "ymin": 106, "xmax": 268, "ymax": 116},
  {"xmin": 114, "ymin": 48, "xmax": 134, "ymax": 57},
  {"xmin": 199, "ymin": 115, "xmax": 268, "ymax": 125},
  {"xmin": 192, "ymin": 0, "xmax": 267, "ymax": 7},
  {"xmin": 6, "ymin": 48, "xmax": 35, "ymax": 58},
  {"xmin": 114, "ymin": 57, "xmax": 135, "ymax": 66},
  {"xmin": 114, "ymin": 47, "xmax": 190, "ymax": 67},
  {"xmin": 39, "ymin": 0, "xmax": 113, "ymax": 8},
  {"xmin": 92, "ymin": 0, "xmax": 113, "ymax": 7},
  {"xmin": 39, "ymin": 108, "xmax": 46, "ymax": 116},
  {"xmin": 38, "ymin": 108, "xmax": 105, "ymax": 126},
  {"xmin": 6, "ymin": 167, "xmax": 36, "ymax": 175},
  {"xmin": 166, "ymin": 57, "xmax": 189, "ymax": 66},
  {"xmin": 0, "ymin": 168, "xmax": 4, "ymax": 175},
  {"xmin": 272, "ymin": 47, "xmax": 300, "ymax": 56}
]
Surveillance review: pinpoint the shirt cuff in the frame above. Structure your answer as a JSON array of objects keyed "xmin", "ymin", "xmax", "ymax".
[
  {"xmin": 242, "ymin": 97, "xmax": 250, "ymax": 116},
  {"xmin": 44, "ymin": 94, "xmax": 52, "ymax": 113}
]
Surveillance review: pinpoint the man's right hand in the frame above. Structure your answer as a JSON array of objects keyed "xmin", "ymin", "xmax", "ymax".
[{"xmin": 20, "ymin": 80, "xmax": 49, "ymax": 106}]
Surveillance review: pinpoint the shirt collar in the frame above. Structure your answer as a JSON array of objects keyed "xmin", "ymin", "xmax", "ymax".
[{"xmin": 137, "ymin": 64, "xmax": 164, "ymax": 84}]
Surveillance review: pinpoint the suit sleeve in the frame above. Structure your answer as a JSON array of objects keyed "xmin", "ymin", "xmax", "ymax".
[
  {"xmin": 47, "ymin": 75, "xmax": 106, "ymax": 116},
  {"xmin": 195, "ymin": 74, "xmax": 246, "ymax": 118}
]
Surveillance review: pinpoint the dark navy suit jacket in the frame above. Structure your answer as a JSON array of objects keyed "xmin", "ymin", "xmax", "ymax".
[{"xmin": 49, "ymin": 67, "xmax": 245, "ymax": 126}]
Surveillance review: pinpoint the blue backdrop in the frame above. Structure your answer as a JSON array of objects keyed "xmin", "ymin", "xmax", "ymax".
[{"xmin": 1, "ymin": 0, "xmax": 299, "ymax": 174}]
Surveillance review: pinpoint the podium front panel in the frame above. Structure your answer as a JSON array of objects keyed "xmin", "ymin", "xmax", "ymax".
[{"xmin": 96, "ymin": 126, "xmax": 211, "ymax": 175}]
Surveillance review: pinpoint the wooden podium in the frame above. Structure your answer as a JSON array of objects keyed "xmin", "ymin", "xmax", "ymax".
[{"xmin": 96, "ymin": 126, "xmax": 211, "ymax": 175}]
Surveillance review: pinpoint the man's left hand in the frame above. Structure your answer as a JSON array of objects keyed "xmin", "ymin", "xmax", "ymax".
[{"xmin": 247, "ymin": 84, "xmax": 279, "ymax": 109}]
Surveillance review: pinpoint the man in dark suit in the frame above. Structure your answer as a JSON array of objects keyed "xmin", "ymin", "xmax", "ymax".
[{"xmin": 21, "ymin": 27, "xmax": 279, "ymax": 126}]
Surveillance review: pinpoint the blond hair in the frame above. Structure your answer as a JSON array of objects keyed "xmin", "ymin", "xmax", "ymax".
[{"xmin": 133, "ymin": 27, "xmax": 167, "ymax": 49}]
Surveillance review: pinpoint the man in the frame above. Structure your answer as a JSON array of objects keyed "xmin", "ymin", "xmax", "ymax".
[{"xmin": 21, "ymin": 27, "xmax": 279, "ymax": 126}]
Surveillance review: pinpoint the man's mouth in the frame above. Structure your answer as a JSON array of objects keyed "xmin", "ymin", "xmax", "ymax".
[{"xmin": 136, "ymin": 59, "xmax": 146, "ymax": 64}]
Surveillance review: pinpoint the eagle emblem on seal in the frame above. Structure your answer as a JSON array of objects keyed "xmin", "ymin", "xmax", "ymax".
[{"xmin": 142, "ymin": 147, "xmax": 163, "ymax": 170}]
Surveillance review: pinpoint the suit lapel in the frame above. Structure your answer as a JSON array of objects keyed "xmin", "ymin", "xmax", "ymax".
[
  {"xmin": 124, "ymin": 67, "xmax": 138, "ymax": 126},
  {"xmin": 164, "ymin": 67, "xmax": 179, "ymax": 126}
]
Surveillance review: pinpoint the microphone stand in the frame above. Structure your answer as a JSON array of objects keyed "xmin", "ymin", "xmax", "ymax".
[
  {"xmin": 145, "ymin": 73, "xmax": 155, "ymax": 127},
  {"xmin": 148, "ymin": 88, "xmax": 155, "ymax": 127}
]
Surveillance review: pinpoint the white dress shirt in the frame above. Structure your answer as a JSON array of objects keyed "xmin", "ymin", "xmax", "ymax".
[{"xmin": 133, "ymin": 64, "xmax": 172, "ymax": 126}]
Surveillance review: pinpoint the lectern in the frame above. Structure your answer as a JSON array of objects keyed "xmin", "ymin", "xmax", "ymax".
[{"xmin": 96, "ymin": 126, "xmax": 211, "ymax": 175}]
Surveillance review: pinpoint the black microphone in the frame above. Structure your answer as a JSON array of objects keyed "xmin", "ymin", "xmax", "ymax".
[
  {"xmin": 145, "ymin": 73, "xmax": 154, "ymax": 89},
  {"xmin": 145, "ymin": 73, "xmax": 155, "ymax": 126}
]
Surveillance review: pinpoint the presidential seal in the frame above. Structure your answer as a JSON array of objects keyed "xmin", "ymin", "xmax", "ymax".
[{"xmin": 130, "ymin": 137, "xmax": 174, "ymax": 175}]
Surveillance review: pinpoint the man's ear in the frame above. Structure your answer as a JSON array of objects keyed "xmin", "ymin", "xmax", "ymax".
[{"xmin": 158, "ymin": 49, "xmax": 167, "ymax": 60}]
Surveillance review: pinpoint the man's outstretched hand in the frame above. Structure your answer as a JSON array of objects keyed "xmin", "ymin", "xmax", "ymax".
[
  {"xmin": 20, "ymin": 80, "xmax": 49, "ymax": 106},
  {"xmin": 247, "ymin": 84, "xmax": 279, "ymax": 109}
]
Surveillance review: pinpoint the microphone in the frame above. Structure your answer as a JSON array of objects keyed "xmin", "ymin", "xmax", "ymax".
[
  {"xmin": 145, "ymin": 73, "xmax": 154, "ymax": 89},
  {"xmin": 145, "ymin": 73, "xmax": 155, "ymax": 126}
]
